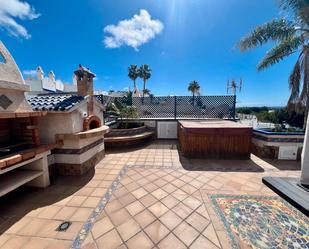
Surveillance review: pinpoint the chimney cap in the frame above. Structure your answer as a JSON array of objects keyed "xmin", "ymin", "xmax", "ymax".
[{"xmin": 74, "ymin": 64, "xmax": 96, "ymax": 79}]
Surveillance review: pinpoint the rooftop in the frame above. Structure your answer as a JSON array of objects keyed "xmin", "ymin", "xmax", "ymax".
[
  {"xmin": 0, "ymin": 141, "xmax": 305, "ymax": 249},
  {"xmin": 28, "ymin": 95, "xmax": 85, "ymax": 111}
]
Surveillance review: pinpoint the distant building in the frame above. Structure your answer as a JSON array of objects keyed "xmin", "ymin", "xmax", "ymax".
[{"xmin": 25, "ymin": 66, "xmax": 77, "ymax": 95}]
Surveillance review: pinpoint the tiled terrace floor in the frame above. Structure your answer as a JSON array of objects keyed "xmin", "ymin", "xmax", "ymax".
[{"xmin": 0, "ymin": 141, "xmax": 303, "ymax": 249}]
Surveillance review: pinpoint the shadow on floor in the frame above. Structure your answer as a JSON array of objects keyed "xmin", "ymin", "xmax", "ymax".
[
  {"xmin": 179, "ymin": 152, "xmax": 265, "ymax": 172},
  {"xmin": 0, "ymin": 169, "xmax": 95, "ymax": 235},
  {"xmin": 262, "ymin": 159, "xmax": 301, "ymax": 171}
]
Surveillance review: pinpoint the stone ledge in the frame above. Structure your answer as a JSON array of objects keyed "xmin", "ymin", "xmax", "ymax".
[
  {"xmin": 0, "ymin": 111, "xmax": 47, "ymax": 119},
  {"xmin": 56, "ymin": 125, "xmax": 109, "ymax": 141}
]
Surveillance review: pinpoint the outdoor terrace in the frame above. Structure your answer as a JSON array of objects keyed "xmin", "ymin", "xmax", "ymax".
[{"xmin": 0, "ymin": 140, "xmax": 305, "ymax": 249}]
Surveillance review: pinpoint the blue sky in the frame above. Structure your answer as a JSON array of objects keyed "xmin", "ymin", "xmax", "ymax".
[{"xmin": 0, "ymin": 0, "xmax": 299, "ymax": 106}]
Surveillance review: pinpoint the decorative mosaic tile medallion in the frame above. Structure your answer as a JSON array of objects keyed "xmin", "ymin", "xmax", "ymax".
[{"xmin": 210, "ymin": 194, "xmax": 309, "ymax": 249}]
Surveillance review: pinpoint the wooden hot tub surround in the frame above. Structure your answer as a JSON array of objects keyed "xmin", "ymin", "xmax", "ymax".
[{"xmin": 178, "ymin": 120, "xmax": 252, "ymax": 159}]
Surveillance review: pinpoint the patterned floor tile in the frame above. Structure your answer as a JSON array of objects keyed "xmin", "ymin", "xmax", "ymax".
[{"xmin": 210, "ymin": 194, "xmax": 309, "ymax": 249}]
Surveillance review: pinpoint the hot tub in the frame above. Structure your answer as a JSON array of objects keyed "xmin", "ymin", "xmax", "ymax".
[{"xmin": 178, "ymin": 120, "xmax": 252, "ymax": 159}]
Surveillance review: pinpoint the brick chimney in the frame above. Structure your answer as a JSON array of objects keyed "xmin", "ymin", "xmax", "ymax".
[
  {"xmin": 74, "ymin": 64, "xmax": 96, "ymax": 116},
  {"xmin": 74, "ymin": 64, "xmax": 96, "ymax": 97}
]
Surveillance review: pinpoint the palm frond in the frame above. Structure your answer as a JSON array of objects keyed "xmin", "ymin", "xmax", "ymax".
[
  {"xmin": 257, "ymin": 35, "xmax": 304, "ymax": 70},
  {"xmin": 278, "ymin": 0, "xmax": 309, "ymax": 25},
  {"xmin": 237, "ymin": 18, "xmax": 296, "ymax": 51}
]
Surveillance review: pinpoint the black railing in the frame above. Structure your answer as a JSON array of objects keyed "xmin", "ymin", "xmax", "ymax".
[{"xmin": 96, "ymin": 95, "xmax": 236, "ymax": 120}]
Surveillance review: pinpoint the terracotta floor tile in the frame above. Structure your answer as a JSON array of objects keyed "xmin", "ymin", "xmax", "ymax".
[
  {"xmin": 92, "ymin": 216, "xmax": 114, "ymax": 239},
  {"xmin": 53, "ymin": 196, "xmax": 73, "ymax": 206},
  {"xmin": 139, "ymin": 194, "xmax": 157, "ymax": 208},
  {"xmin": 144, "ymin": 220, "xmax": 170, "ymax": 244},
  {"xmin": 98, "ymin": 181, "xmax": 113, "ymax": 188},
  {"xmin": 4, "ymin": 217, "xmax": 31, "ymax": 234},
  {"xmin": 172, "ymin": 202, "xmax": 192, "ymax": 219},
  {"xmin": 117, "ymin": 218, "xmax": 141, "ymax": 241},
  {"xmin": 190, "ymin": 235, "xmax": 220, "ymax": 249},
  {"xmin": 104, "ymin": 199, "xmax": 123, "ymax": 214},
  {"xmin": 23, "ymin": 237, "xmax": 52, "ymax": 249},
  {"xmin": 203, "ymin": 223, "xmax": 221, "ymax": 248},
  {"xmin": 81, "ymin": 197, "xmax": 101, "ymax": 208},
  {"xmin": 118, "ymin": 193, "xmax": 136, "ymax": 206},
  {"xmin": 126, "ymin": 182, "xmax": 140, "ymax": 192},
  {"xmin": 143, "ymin": 183, "xmax": 158, "ymax": 193},
  {"xmin": 185, "ymin": 212, "xmax": 209, "ymax": 232},
  {"xmin": 37, "ymin": 205, "xmax": 62, "ymax": 219},
  {"xmin": 182, "ymin": 196, "xmax": 202, "ymax": 210},
  {"xmin": 148, "ymin": 202, "xmax": 169, "ymax": 217},
  {"xmin": 45, "ymin": 239, "xmax": 71, "ymax": 249},
  {"xmin": 125, "ymin": 200, "xmax": 145, "ymax": 216},
  {"xmin": 1, "ymin": 236, "xmax": 30, "ymax": 249},
  {"xmin": 132, "ymin": 188, "xmax": 148, "ymax": 199},
  {"xmin": 18, "ymin": 218, "xmax": 46, "ymax": 236},
  {"xmin": 173, "ymin": 221, "xmax": 199, "ymax": 246},
  {"xmin": 56, "ymin": 221, "xmax": 83, "ymax": 240},
  {"xmin": 134, "ymin": 209, "xmax": 156, "ymax": 228},
  {"xmin": 162, "ymin": 183, "xmax": 177, "ymax": 194},
  {"xmin": 91, "ymin": 188, "xmax": 108, "ymax": 197},
  {"xmin": 85, "ymin": 180, "xmax": 101, "ymax": 188},
  {"xmin": 160, "ymin": 210, "xmax": 182, "ymax": 230},
  {"xmin": 180, "ymin": 184, "xmax": 197, "ymax": 195},
  {"xmin": 36, "ymin": 219, "xmax": 60, "ymax": 238},
  {"xmin": 113, "ymin": 186, "xmax": 129, "ymax": 198},
  {"xmin": 157, "ymin": 233, "xmax": 186, "ymax": 249},
  {"xmin": 67, "ymin": 196, "xmax": 88, "ymax": 207},
  {"xmin": 54, "ymin": 206, "xmax": 77, "ymax": 220},
  {"xmin": 96, "ymin": 229, "xmax": 123, "ymax": 249},
  {"xmin": 0, "ymin": 234, "xmax": 11, "ymax": 247},
  {"xmin": 151, "ymin": 189, "xmax": 169, "ymax": 200},
  {"xmin": 126, "ymin": 231, "xmax": 153, "ymax": 249},
  {"xmin": 74, "ymin": 187, "xmax": 95, "ymax": 196},
  {"xmin": 108, "ymin": 208, "xmax": 131, "ymax": 226},
  {"xmin": 161, "ymin": 195, "xmax": 179, "ymax": 209},
  {"xmin": 70, "ymin": 208, "xmax": 93, "ymax": 222},
  {"xmin": 171, "ymin": 191, "xmax": 187, "ymax": 202}
]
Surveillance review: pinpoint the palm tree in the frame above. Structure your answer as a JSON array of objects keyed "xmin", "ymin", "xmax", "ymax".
[
  {"xmin": 188, "ymin": 80, "xmax": 201, "ymax": 106},
  {"xmin": 128, "ymin": 65, "xmax": 139, "ymax": 90},
  {"xmin": 237, "ymin": 0, "xmax": 309, "ymax": 128},
  {"xmin": 143, "ymin": 88, "xmax": 151, "ymax": 96},
  {"xmin": 139, "ymin": 64, "xmax": 152, "ymax": 98}
]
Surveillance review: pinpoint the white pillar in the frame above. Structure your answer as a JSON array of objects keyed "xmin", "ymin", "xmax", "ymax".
[{"xmin": 301, "ymin": 115, "xmax": 309, "ymax": 185}]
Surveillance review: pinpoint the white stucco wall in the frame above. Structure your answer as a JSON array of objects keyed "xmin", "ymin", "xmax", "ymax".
[
  {"xmin": 38, "ymin": 113, "xmax": 75, "ymax": 144},
  {"xmin": 38, "ymin": 100, "xmax": 104, "ymax": 144}
]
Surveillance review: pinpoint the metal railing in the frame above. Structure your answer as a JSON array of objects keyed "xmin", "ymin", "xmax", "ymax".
[{"xmin": 96, "ymin": 95, "xmax": 236, "ymax": 120}]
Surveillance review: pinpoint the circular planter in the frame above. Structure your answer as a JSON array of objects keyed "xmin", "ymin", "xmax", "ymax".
[{"xmin": 105, "ymin": 124, "xmax": 155, "ymax": 148}]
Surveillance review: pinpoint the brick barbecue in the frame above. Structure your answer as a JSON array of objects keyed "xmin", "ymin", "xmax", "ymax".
[{"xmin": 0, "ymin": 41, "xmax": 52, "ymax": 195}]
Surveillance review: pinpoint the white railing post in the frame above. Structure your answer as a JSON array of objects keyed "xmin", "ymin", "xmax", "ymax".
[{"xmin": 301, "ymin": 114, "xmax": 309, "ymax": 185}]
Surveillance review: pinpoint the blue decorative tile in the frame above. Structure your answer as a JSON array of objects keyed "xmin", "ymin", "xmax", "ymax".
[{"xmin": 210, "ymin": 194, "xmax": 309, "ymax": 249}]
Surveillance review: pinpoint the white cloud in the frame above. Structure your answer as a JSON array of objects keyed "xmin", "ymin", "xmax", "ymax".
[
  {"xmin": 0, "ymin": 0, "xmax": 40, "ymax": 39},
  {"xmin": 103, "ymin": 9, "xmax": 164, "ymax": 51},
  {"xmin": 23, "ymin": 69, "xmax": 36, "ymax": 76}
]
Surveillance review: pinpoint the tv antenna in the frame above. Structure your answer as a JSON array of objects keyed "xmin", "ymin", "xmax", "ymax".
[{"xmin": 227, "ymin": 78, "xmax": 242, "ymax": 95}]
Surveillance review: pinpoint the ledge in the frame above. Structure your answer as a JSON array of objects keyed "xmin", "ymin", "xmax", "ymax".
[
  {"xmin": 105, "ymin": 131, "xmax": 154, "ymax": 143},
  {"xmin": 0, "ymin": 80, "xmax": 30, "ymax": 91},
  {"xmin": 0, "ymin": 111, "xmax": 47, "ymax": 119},
  {"xmin": 56, "ymin": 125, "xmax": 110, "ymax": 141},
  {"xmin": 253, "ymin": 129, "xmax": 305, "ymax": 136}
]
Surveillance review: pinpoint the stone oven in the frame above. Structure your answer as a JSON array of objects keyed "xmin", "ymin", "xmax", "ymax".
[
  {"xmin": 0, "ymin": 42, "xmax": 52, "ymax": 197},
  {"xmin": 27, "ymin": 65, "xmax": 109, "ymax": 175}
]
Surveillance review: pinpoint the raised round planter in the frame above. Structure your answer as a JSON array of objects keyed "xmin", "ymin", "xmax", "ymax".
[{"xmin": 105, "ymin": 124, "xmax": 155, "ymax": 148}]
